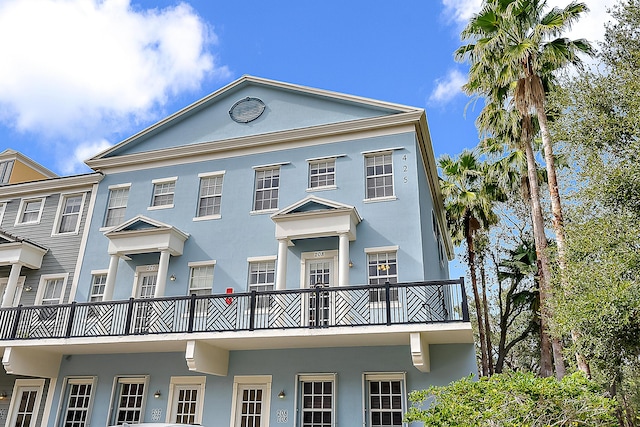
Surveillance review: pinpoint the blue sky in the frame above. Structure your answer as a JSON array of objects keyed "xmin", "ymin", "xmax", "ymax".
[{"xmin": 0, "ymin": 0, "xmax": 614, "ymax": 175}]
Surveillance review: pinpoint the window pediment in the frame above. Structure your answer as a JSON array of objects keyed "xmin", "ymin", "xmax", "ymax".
[{"xmin": 104, "ymin": 215, "xmax": 189, "ymax": 256}]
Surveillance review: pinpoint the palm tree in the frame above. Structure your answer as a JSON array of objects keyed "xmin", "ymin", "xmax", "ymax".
[
  {"xmin": 456, "ymin": 0, "xmax": 593, "ymax": 378},
  {"xmin": 439, "ymin": 150, "xmax": 504, "ymax": 376}
]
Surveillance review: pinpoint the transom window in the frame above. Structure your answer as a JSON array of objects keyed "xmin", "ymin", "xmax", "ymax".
[
  {"xmin": 367, "ymin": 251, "xmax": 398, "ymax": 303},
  {"xmin": 365, "ymin": 153, "xmax": 394, "ymax": 199},
  {"xmin": 253, "ymin": 168, "xmax": 279, "ymax": 211},
  {"xmin": 57, "ymin": 194, "xmax": 84, "ymax": 234},
  {"xmin": 151, "ymin": 180, "xmax": 175, "ymax": 207},
  {"xmin": 309, "ymin": 159, "xmax": 335, "ymax": 189},
  {"xmin": 18, "ymin": 198, "xmax": 45, "ymax": 225},
  {"xmin": 104, "ymin": 186, "xmax": 130, "ymax": 227},
  {"xmin": 248, "ymin": 260, "xmax": 275, "ymax": 308},
  {"xmin": 61, "ymin": 378, "xmax": 95, "ymax": 427},
  {"xmin": 196, "ymin": 174, "xmax": 224, "ymax": 218},
  {"xmin": 299, "ymin": 375, "xmax": 335, "ymax": 427},
  {"xmin": 112, "ymin": 378, "xmax": 146, "ymax": 425},
  {"xmin": 365, "ymin": 374, "xmax": 405, "ymax": 427}
]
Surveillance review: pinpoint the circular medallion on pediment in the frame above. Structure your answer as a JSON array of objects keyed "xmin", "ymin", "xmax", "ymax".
[{"xmin": 228, "ymin": 97, "xmax": 266, "ymax": 123}]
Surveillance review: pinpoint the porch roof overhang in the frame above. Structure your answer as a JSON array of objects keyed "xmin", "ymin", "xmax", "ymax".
[
  {"xmin": 271, "ymin": 196, "xmax": 361, "ymax": 241},
  {"xmin": 0, "ymin": 232, "xmax": 48, "ymax": 269},
  {"xmin": 104, "ymin": 215, "xmax": 189, "ymax": 256}
]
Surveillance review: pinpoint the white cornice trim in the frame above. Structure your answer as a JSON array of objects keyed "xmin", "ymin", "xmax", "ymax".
[
  {"xmin": 0, "ymin": 173, "xmax": 103, "ymax": 198},
  {"xmin": 86, "ymin": 112, "xmax": 422, "ymax": 173}
]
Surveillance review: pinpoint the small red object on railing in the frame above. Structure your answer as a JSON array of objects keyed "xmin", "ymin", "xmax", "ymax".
[{"xmin": 225, "ymin": 288, "xmax": 233, "ymax": 305}]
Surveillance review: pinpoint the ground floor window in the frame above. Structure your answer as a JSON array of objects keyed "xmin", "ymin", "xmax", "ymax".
[
  {"xmin": 111, "ymin": 376, "xmax": 147, "ymax": 425},
  {"xmin": 364, "ymin": 373, "xmax": 406, "ymax": 427},
  {"xmin": 168, "ymin": 376, "xmax": 206, "ymax": 425},
  {"xmin": 59, "ymin": 378, "xmax": 95, "ymax": 427},
  {"xmin": 297, "ymin": 374, "xmax": 335, "ymax": 427}
]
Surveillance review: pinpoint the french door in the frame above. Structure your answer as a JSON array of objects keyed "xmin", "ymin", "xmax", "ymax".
[
  {"xmin": 134, "ymin": 270, "xmax": 157, "ymax": 333},
  {"xmin": 305, "ymin": 256, "xmax": 335, "ymax": 327}
]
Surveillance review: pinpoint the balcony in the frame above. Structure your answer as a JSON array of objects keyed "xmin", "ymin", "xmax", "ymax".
[{"xmin": 0, "ymin": 279, "xmax": 469, "ymax": 341}]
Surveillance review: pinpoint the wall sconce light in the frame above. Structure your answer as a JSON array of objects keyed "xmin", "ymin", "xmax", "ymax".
[
  {"xmin": 278, "ymin": 390, "xmax": 285, "ymax": 399},
  {"xmin": 169, "ymin": 275, "xmax": 176, "ymax": 281},
  {"xmin": 154, "ymin": 390, "xmax": 161, "ymax": 399},
  {"xmin": 0, "ymin": 391, "xmax": 7, "ymax": 400},
  {"xmin": 24, "ymin": 286, "xmax": 32, "ymax": 292},
  {"xmin": 348, "ymin": 260, "xmax": 353, "ymax": 268}
]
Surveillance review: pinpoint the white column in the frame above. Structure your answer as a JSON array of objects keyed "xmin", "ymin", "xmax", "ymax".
[
  {"xmin": 154, "ymin": 249, "xmax": 171, "ymax": 298},
  {"xmin": 338, "ymin": 232, "xmax": 350, "ymax": 286},
  {"xmin": 276, "ymin": 238, "xmax": 288, "ymax": 290},
  {"xmin": 1, "ymin": 263, "xmax": 23, "ymax": 307},
  {"xmin": 103, "ymin": 254, "xmax": 120, "ymax": 301}
]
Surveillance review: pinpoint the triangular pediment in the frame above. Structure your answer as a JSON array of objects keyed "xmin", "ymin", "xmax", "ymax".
[
  {"xmin": 88, "ymin": 75, "xmax": 420, "ymax": 163},
  {"xmin": 272, "ymin": 196, "xmax": 360, "ymax": 219},
  {"xmin": 105, "ymin": 215, "xmax": 175, "ymax": 234},
  {"xmin": 104, "ymin": 216, "xmax": 189, "ymax": 257}
]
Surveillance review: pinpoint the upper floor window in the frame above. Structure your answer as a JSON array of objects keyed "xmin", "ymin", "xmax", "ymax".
[
  {"xmin": 366, "ymin": 249, "xmax": 398, "ymax": 303},
  {"xmin": 364, "ymin": 373, "xmax": 406, "ymax": 427},
  {"xmin": 248, "ymin": 259, "xmax": 275, "ymax": 308},
  {"xmin": 0, "ymin": 160, "xmax": 14, "ymax": 184},
  {"xmin": 150, "ymin": 177, "xmax": 177, "ymax": 209},
  {"xmin": 365, "ymin": 152, "xmax": 394, "ymax": 200},
  {"xmin": 37, "ymin": 275, "xmax": 67, "ymax": 305},
  {"xmin": 196, "ymin": 172, "xmax": 224, "ymax": 219},
  {"xmin": 55, "ymin": 193, "xmax": 84, "ymax": 234},
  {"xmin": 189, "ymin": 262, "xmax": 215, "ymax": 296},
  {"xmin": 309, "ymin": 159, "xmax": 335, "ymax": 189},
  {"xmin": 253, "ymin": 167, "xmax": 279, "ymax": 211},
  {"xmin": 16, "ymin": 197, "xmax": 45, "ymax": 225},
  {"xmin": 104, "ymin": 185, "xmax": 130, "ymax": 227},
  {"xmin": 90, "ymin": 273, "xmax": 107, "ymax": 302}
]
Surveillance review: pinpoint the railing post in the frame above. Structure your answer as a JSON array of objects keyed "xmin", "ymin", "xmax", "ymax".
[
  {"xmin": 187, "ymin": 294, "xmax": 197, "ymax": 333},
  {"xmin": 459, "ymin": 277, "xmax": 470, "ymax": 322},
  {"xmin": 65, "ymin": 302, "xmax": 77, "ymax": 338},
  {"xmin": 9, "ymin": 305, "xmax": 23, "ymax": 339},
  {"xmin": 124, "ymin": 297, "xmax": 135, "ymax": 335},
  {"xmin": 314, "ymin": 286, "xmax": 321, "ymax": 328},
  {"xmin": 385, "ymin": 281, "xmax": 392, "ymax": 326},
  {"xmin": 249, "ymin": 290, "xmax": 257, "ymax": 331}
]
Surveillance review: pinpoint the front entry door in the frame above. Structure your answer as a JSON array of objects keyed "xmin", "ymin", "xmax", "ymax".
[
  {"xmin": 134, "ymin": 270, "xmax": 157, "ymax": 333},
  {"xmin": 305, "ymin": 256, "xmax": 335, "ymax": 326}
]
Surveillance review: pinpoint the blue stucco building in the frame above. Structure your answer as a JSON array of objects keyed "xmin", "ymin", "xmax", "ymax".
[{"xmin": 0, "ymin": 76, "xmax": 476, "ymax": 427}]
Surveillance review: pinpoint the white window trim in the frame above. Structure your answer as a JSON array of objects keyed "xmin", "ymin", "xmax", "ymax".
[
  {"xmin": 251, "ymin": 166, "xmax": 281, "ymax": 214},
  {"xmin": 247, "ymin": 255, "xmax": 277, "ymax": 263},
  {"xmin": 152, "ymin": 176, "xmax": 179, "ymax": 184},
  {"xmin": 307, "ymin": 157, "xmax": 338, "ymax": 192},
  {"xmin": 188, "ymin": 261, "xmax": 216, "ymax": 293},
  {"xmin": 7, "ymin": 378, "xmax": 46, "ymax": 427},
  {"xmin": 364, "ymin": 245, "xmax": 399, "ymax": 254},
  {"xmin": 52, "ymin": 192, "xmax": 87, "ymax": 236},
  {"xmin": 165, "ymin": 376, "xmax": 206, "ymax": 424},
  {"xmin": 148, "ymin": 177, "xmax": 177, "ymax": 211},
  {"xmin": 363, "ymin": 151, "xmax": 397, "ymax": 203},
  {"xmin": 109, "ymin": 375, "xmax": 149, "ymax": 425},
  {"xmin": 230, "ymin": 375, "xmax": 272, "ymax": 427},
  {"xmin": 193, "ymin": 171, "xmax": 225, "ymax": 221},
  {"xmin": 0, "ymin": 201, "xmax": 7, "ymax": 225},
  {"xmin": 89, "ymin": 270, "xmax": 108, "ymax": 302},
  {"xmin": 15, "ymin": 196, "xmax": 47, "ymax": 226},
  {"xmin": 251, "ymin": 162, "xmax": 289, "ymax": 170},
  {"xmin": 56, "ymin": 376, "xmax": 97, "ymax": 427},
  {"xmin": 294, "ymin": 373, "xmax": 337, "ymax": 427},
  {"xmin": 35, "ymin": 273, "xmax": 69, "ymax": 305},
  {"xmin": 101, "ymin": 183, "xmax": 131, "ymax": 231},
  {"xmin": 305, "ymin": 154, "xmax": 346, "ymax": 162},
  {"xmin": 362, "ymin": 372, "xmax": 407, "ymax": 427}
]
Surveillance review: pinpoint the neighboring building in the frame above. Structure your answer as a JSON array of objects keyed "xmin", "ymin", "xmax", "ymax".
[
  {"xmin": 0, "ymin": 76, "xmax": 476, "ymax": 427},
  {"xmin": 0, "ymin": 156, "xmax": 102, "ymax": 426}
]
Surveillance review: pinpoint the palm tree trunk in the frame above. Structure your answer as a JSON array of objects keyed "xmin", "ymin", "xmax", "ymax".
[
  {"xmin": 480, "ymin": 261, "xmax": 494, "ymax": 375},
  {"xmin": 522, "ymin": 124, "xmax": 554, "ymax": 378},
  {"xmin": 535, "ymin": 93, "xmax": 588, "ymax": 378},
  {"xmin": 465, "ymin": 216, "xmax": 489, "ymax": 376}
]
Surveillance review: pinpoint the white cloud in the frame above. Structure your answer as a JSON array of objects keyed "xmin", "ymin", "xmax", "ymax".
[
  {"xmin": 441, "ymin": 0, "xmax": 482, "ymax": 25},
  {"xmin": 0, "ymin": 0, "xmax": 229, "ymax": 171},
  {"xmin": 59, "ymin": 139, "xmax": 114, "ymax": 175},
  {"xmin": 429, "ymin": 69, "xmax": 467, "ymax": 105}
]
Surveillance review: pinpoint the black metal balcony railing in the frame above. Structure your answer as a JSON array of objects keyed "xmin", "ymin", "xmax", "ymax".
[{"xmin": 0, "ymin": 279, "xmax": 469, "ymax": 341}]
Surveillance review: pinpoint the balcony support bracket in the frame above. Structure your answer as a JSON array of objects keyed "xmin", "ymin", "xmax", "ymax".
[
  {"xmin": 185, "ymin": 340, "xmax": 229, "ymax": 376},
  {"xmin": 410, "ymin": 332, "xmax": 430, "ymax": 372},
  {"xmin": 2, "ymin": 347, "xmax": 61, "ymax": 378}
]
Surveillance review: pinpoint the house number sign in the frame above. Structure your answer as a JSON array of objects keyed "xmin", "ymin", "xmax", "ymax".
[
  {"xmin": 314, "ymin": 251, "xmax": 325, "ymax": 258},
  {"xmin": 276, "ymin": 409, "xmax": 288, "ymax": 423}
]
